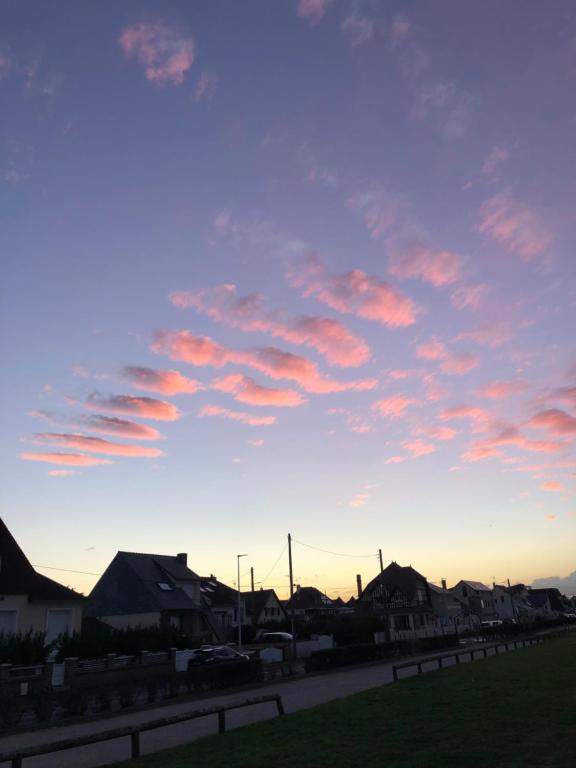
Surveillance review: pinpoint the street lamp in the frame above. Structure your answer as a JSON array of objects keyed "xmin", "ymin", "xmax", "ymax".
[{"xmin": 237, "ymin": 554, "xmax": 247, "ymax": 651}]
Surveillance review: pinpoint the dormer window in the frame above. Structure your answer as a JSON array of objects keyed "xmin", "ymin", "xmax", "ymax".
[{"xmin": 157, "ymin": 582, "xmax": 174, "ymax": 591}]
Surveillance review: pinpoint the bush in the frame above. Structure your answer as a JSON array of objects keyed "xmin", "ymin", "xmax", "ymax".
[
  {"xmin": 56, "ymin": 625, "xmax": 203, "ymax": 661},
  {"xmin": 0, "ymin": 631, "xmax": 48, "ymax": 664},
  {"xmin": 187, "ymin": 659, "xmax": 262, "ymax": 691}
]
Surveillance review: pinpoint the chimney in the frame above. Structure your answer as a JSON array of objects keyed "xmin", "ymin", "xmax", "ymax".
[
  {"xmin": 176, "ymin": 553, "xmax": 188, "ymax": 566},
  {"xmin": 356, "ymin": 574, "xmax": 363, "ymax": 599},
  {"xmin": 441, "ymin": 579, "xmax": 447, "ymax": 590}
]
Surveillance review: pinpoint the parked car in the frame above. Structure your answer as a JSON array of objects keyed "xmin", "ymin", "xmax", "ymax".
[
  {"xmin": 480, "ymin": 620, "xmax": 503, "ymax": 628},
  {"xmin": 259, "ymin": 632, "xmax": 293, "ymax": 644},
  {"xmin": 189, "ymin": 645, "xmax": 250, "ymax": 666}
]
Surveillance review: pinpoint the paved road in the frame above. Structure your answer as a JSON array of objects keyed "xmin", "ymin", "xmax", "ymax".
[{"xmin": 0, "ymin": 636, "xmax": 558, "ymax": 768}]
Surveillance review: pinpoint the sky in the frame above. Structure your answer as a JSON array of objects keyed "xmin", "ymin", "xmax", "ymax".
[{"xmin": 1, "ymin": 0, "xmax": 575, "ymax": 600}]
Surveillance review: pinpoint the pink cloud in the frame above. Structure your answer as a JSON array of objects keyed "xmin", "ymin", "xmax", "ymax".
[
  {"xmin": 385, "ymin": 455, "xmax": 405, "ymax": 464},
  {"xmin": 48, "ymin": 469, "xmax": 75, "ymax": 477},
  {"xmin": 372, "ymin": 394, "xmax": 416, "ymax": 419},
  {"xmin": 248, "ymin": 439, "xmax": 264, "ymax": 447},
  {"xmin": 170, "ymin": 284, "xmax": 370, "ymax": 367},
  {"xmin": 475, "ymin": 379, "xmax": 528, "ymax": 399},
  {"xmin": 198, "ymin": 404, "xmax": 276, "ymax": 427},
  {"xmin": 152, "ymin": 329, "xmax": 376, "ymax": 394},
  {"xmin": 550, "ymin": 386, "xmax": 576, "ymax": 409},
  {"xmin": 21, "ymin": 452, "xmax": 112, "ymax": 467},
  {"xmin": 462, "ymin": 442, "xmax": 502, "ymax": 462},
  {"xmin": 118, "ymin": 22, "xmax": 194, "ymax": 86},
  {"xmin": 440, "ymin": 352, "xmax": 479, "ymax": 376},
  {"xmin": 541, "ymin": 481, "xmax": 563, "ymax": 493},
  {"xmin": 28, "ymin": 410, "xmax": 163, "ymax": 441},
  {"xmin": 420, "ymin": 425, "xmax": 457, "ymax": 441},
  {"xmin": 482, "ymin": 146, "xmax": 510, "ymax": 179},
  {"xmin": 388, "ymin": 241, "xmax": 462, "ymax": 287},
  {"xmin": 297, "ymin": 0, "xmax": 333, "ymax": 24},
  {"xmin": 388, "ymin": 369, "xmax": 414, "ymax": 380},
  {"xmin": 439, "ymin": 404, "xmax": 493, "ymax": 432},
  {"xmin": 211, "ymin": 374, "xmax": 305, "ymax": 407},
  {"xmin": 403, "ymin": 439, "xmax": 436, "ymax": 457},
  {"xmin": 465, "ymin": 426, "xmax": 567, "ymax": 462},
  {"xmin": 451, "ymin": 284, "xmax": 487, "ymax": 311},
  {"xmin": 348, "ymin": 189, "xmax": 399, "ymax": 239},
  {"xmin": 416, "ymin": 338, "xmax": 447, "ymax": 361},
  {"xmin": 423, "ymin": 374, "xmax": 450, "ymax": 402},
  {"xmin": 457, "ymin": 321, "xmax": 512, "ymax": 348},
  {"xmin": 529, "ymin": 409, "xmax": 576, "ymax": 436},
  {"xmin": 288, "ymin": 253, "xmax": 420, "ymax": 328},
  {"xmin": 32, "ymin": 433, "xmax": 163, "ymax": 458},
  {"xmin": 545, "ymin": 514, "xmax": 557, "ymax": 522},
  {"xmin": 85, "ymin": 393, "xmax": 181, "ymax": 421},
  {"xmin": 350, "ymin": 492, "xmax": 370, "ymax": 508},
  {"xmin": 121, "ymin": 366, "xmax": 202, "ymax": 395},
  {"xmin": 479, "ymin": 190, "xmax": 553, "ymax": 262},
  {"xmin": 389, "ymin": 15, "xmax": 411, "ymax": 47}
]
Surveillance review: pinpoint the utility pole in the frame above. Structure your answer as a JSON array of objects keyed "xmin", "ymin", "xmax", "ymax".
[
  {"xmin": 250, "ymin": 567, "xmax": 255, "ymax": 593},
  {"xmin": 288, "ymin": 533, "xmax": 297, "ymax": 659},
  {"xmin": 507, "ymin": 578, "xmax": 518, "ymax": 622},
  {"xmin": 378, "ymin": 548, "xmax": 384, "ymax": 573},
  {"xmin": 236, "ymin": 554, "xmax": 247, "ymax": 652}
]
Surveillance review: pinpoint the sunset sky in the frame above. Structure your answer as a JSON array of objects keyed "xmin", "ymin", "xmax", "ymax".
[{"xmin": 1, "ymin": 0, "xmax": 575, "ymax": 600}]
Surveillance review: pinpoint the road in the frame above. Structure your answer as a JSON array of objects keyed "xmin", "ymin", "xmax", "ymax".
[{"xmin": 0, "ymin": 635, "xmax": 561, "ymax": 768}]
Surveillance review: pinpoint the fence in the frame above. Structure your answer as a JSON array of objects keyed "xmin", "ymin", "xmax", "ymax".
[
  {"xmin": 0, "ymin": 694, "xmax": 284, "ymax": 768},
  {"xmin": 392, "ymin": 635, "xmax": 546, "ymax": 681}
]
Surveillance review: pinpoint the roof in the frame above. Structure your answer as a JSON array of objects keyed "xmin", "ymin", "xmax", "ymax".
[
  {"xmin": 457, "ymin": 580, "xmax": 491, "ymax": 592},
  {"xmin": 362, "ymin": 562, "xmax": 428, "ymax": 601},
  {"xmin": 0, "ymin": 517, "xmax": 84, "ymax": 602},
  {"xmin": 243, "ymin": 589, "xmax": 285, "ymax": 618},
  {"xmin": 199, "ymin": 576, "xmax": 238, "ymax": 608},
  {"xmin": 284, "ymin": 586, "xmax": 335, "ymax": 610},
  {"xmin": 86, "ymin": 551, "xmax": 204, "ymax": 616}
]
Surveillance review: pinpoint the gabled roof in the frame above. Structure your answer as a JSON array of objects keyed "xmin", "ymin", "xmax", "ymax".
[
  {"xmin": 284, "ymin": 586, "xmax": 335, "ymax": 609},
  {"xmin": 86, "ymin": 551, "xmax": 203, "ymax": 617},
  {"xmin": 456, "ymin": 580, "xmax": 491, "ymax": 592},
  {"xmin": 362, "ymin": 562, "xmax": 428, "ymax": 601},
  {"xmin": 0, "ymin": 518, "xmax": 83, "ymax": 602},
  {"xmin": 243, "ymin": 589, "xmax": 285, "ymax": 618}
]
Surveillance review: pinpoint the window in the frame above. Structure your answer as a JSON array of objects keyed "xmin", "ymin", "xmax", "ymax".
[
  {"xmin": 157, "ymin": 582, "xmax": 173, "ymax": 591},
  {"xmin": 46, "ymin": 610, "xmax": 72, "ymax": 643},
  {"xmin": 0, "ymin": 611, "xmax": 17, "ymax": 635}
]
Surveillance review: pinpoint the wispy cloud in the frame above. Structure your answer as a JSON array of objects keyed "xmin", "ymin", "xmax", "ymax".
[
  {"xmin": 451, "ymin": 284, "xmax": 487, "ymax": 312},
  {"xmin": 412, "ymin": 80, "xmax": 474, "ymax": 140},
  {"xmin": 456, "ymin": 321, "xmax": 512, "ymax": 349},
  {"xmin": 475, "ymin": 380, "xmax": 528, "ymax": 399},
  {"xmin": 194, "ymin": 71, "xmax": 218, "ymax": 102},
  {"xmin": 85, "ymin": 393, "xmax": 181, "ymax": 421},
  {"xmin": 170, "ymin": 284, "xmax": 370, "ymax": 367},
  {"xmin": 198, "ymin": 404, "xmax": 276, "ymax": 427},
  {"xmin": 211, "ymin": 374, "xmax": 306, "ymax": 407},
  {"xmin": 372, "ymin": 394, "xmax": 416, "ymax": 419},
  {"xmin": 28, "ymin": 410, "xmax": 163, "ymax": 441},
  {"xmin": 348, "ymin": 188, "xmax": 399, "ymax": 239},
  {"xmin": 152, "ymin": 329, "xmax": 377, "ymax": 394},
  {"xmin": 32, "ymin": 434, "xmax": 163, "ymax": 458},
  {"xmin": 21, "ymin": 452, "xmax": 112, "ymax": 466},
  {"xmin": 403, "ymin": 439, "xmax": 436, "ymax": 457},
  {"xmin": 541, "ymin": 480, "xmax": 563, "ymax": 493},
  {"xmin": 388, "ymin": 240, "xmax": 462, "ymax": 287},
  {"xmin": 529, "ymin": 409, "xmax": 576, "ymax": 436},
  {"xmin": 47, "ymin": 469, "xmax": 75, "ymax": 477},
  {"xmin": 288, "ymin": 253, "xmax": 420, "ymax": 328},
  {"xmin": 119, "ymin": 22, "xmax": 194, "ymax": 86},
  {"xmin": 121, "ymin": 366, "xmax": 202, "ymax": 395},
  {"xmin": 479, "ymin": 190, "xmax": 553, "ymax": 262},
  {"xmin": 297, "ymin": 0, "xmax": 333, "ymax": 24},
  {"xmin": 340, "ymin": 15, "xmax": 374, "ymax": 47}
]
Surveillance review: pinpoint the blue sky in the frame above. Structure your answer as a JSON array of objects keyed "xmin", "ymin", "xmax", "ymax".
[{"xmin": 1, "ymin": 0, "xmax": 575, "ymax": 598}]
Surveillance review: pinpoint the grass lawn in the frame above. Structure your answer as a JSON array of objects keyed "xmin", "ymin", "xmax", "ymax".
[{"xmin": 113, "ymin": 634, "xmax": 576, "ymax": 768}]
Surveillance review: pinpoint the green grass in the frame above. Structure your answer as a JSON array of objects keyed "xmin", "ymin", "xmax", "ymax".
[{"xmin": 114, "ymin": 635, "xmax": 576, "ymax": 768}]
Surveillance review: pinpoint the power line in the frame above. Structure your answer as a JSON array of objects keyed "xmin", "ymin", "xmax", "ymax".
[
  {"xmin": 33, "ymin": 564, "xmax": 101, "ymax": 577},
  {"xmin": 261, "ymin": 542, "xmax": 288, "ymax": 584},
  {"xmin": 292, "ymin": 538, "xmax": 378, "ymax": 559}
]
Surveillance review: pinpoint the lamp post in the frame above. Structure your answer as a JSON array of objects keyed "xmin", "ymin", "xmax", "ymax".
[{"xmin": 237, "ymin": 554, "xmax": 247, "ymax": 651}]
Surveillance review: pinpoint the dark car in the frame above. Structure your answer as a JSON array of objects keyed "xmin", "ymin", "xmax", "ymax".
[{"xmin": 190, "ymin": 645, "xmax": 250, "ymax": 666}]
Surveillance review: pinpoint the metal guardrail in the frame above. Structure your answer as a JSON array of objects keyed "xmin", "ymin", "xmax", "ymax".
[
  {"xmin": 0, "ymin": 694, "xmax": 284, "ymax": 767},
  {"xmin": 392, "ymin": 635, "xmax": 547, "ymax": 681}
]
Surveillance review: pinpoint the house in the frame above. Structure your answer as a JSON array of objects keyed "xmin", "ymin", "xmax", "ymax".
[
  {"xmin": 450, "ymin": 580, "xmax": 495, "ymax": 618},
  {"xmin": 243, "ymin": 589, "xmax": 286, "ymax": 625},
  {"xmin": 428, "ymin": 581, "xmax": 477, "ymax": 630},
  {"xmin": 492, "ymin": 584, "xmax": 518, "ymax": 621},
  {"xmin": 199, "ymin": 575, "xmax": 245, "ymax": 634},
  {"xmin": 283, "ymin": 586, "xmax": 339, "ymax": 618},
  {"xmin": 0, "ymin": 518, "xmax": 84, "ymax": 643},
  {"xmin": 358, "ymin": 562, "xmax": 436, "ymax": 637},
  {"xmin": 526, "ymin": 587, "xmax": 567, "ymax": 618},
  {"xmin": 85, "ymin": 551, "xmax": 219, "ymax": 643}
]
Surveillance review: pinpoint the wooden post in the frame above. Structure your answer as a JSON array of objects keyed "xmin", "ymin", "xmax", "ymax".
[
  {"xmin": 276, "ymin": 696, "xmax": 285, "ymax": 716},
  {"xmin": 392, "ymin": 665, "xmax": 398, "ymax": 681},
  {"xmin": 438, "ymin": 657, "xmax": 443, "ymax": 669},
  {"xmin": 378, "ymin": 549, "xmax": 384, "ymax": 573},
  {"xmin": 417, "ymin": 662, "xmax": 422, "ymax": 674},
  {"xmin": 455, "ymin": 653, "xmax": 460, "ymax": 664},
  {"xmin": 12, "ymin": 758, "xmax": 22, "ymax": 768},
  {"xmin": 218, "ymin": 710, "xmax": 226, "ymax": 734},
  {"xmin": 288, "ymin": 533, "xmax": 297, "ymax": 660},
  {"xmin": 495, "ymin": 645, "xmax": 500, "ymax": 654},
  {"xmin": 131, "ymin": 732, "xmax": 140, "ymax": 758},
  {"xmin": 483, "ymin": 648, "xmax": 487, "ymax": 657}
]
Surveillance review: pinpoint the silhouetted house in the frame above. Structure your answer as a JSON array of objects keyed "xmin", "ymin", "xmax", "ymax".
[
  {"xmin": 283, "ymin": 586, "xmax": 338, "ymax": 618},
  {"xmin": 428, "ymin": 582, "xmax": 475, "ymax": 629},
  {"xmin": 492, "ymin": 584, "xmax": 519, "ymax": 621},
  {"xmin": 450, "ymin": 580, "xmax": 494, "ymax": 618},
  {"xmin": 526, "ymin": 587, "xmax": 567, "ymax": 618},
  {"xmin": 85, "ymin": 551, "xmax": 219, "ymax": 642},
  {"xmin": 359, "ymin": 562, "xmax": 436, "ymax": 637},
  {"xmin": 243, "ymin": 589, "xmax": 286, "ymax": 625},
  {"xmin": 199, "ymin": 575, "xmax": 245, "ymax": 633},
  {"xmin": 0, "ymin": 518, "xmax": 84, "ymax": 642}
]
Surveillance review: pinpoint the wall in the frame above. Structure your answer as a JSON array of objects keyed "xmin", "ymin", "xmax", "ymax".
[{"xmin": 0, "ymin": 594, "xmax": 82, "ymax": 637}]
